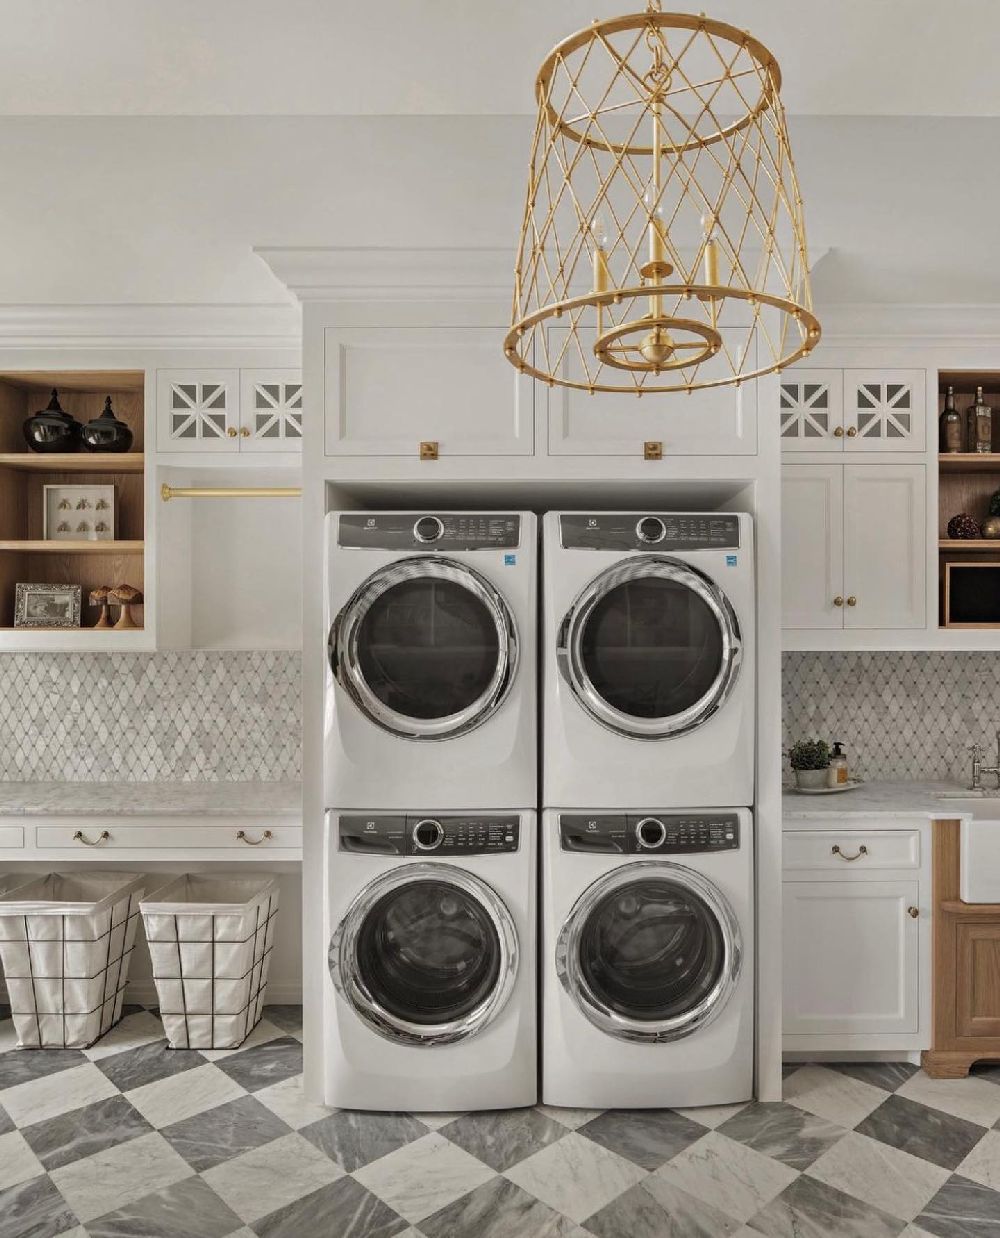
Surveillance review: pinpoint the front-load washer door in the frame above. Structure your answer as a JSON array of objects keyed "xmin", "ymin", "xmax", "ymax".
[
  {"xmin": 329, "ymin": 864, "xmax": 518, "ymax": 1046},
  {"xmin": 556, "ymin": 861, "xmax": 741, "ymax": 1043},
  {"xmin": 329, "ymin": 556, "xmax": 518, "ymax": 740},
  {"xmin": 558, "ymin": 556, "xmax": 741, "ymax": 739}
]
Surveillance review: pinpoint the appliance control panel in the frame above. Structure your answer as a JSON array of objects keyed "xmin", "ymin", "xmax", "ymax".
[
  {"xmin": 560, "ymin": 812, "xmax": 740, "ymax": 854},
  {"xmin": 560, "ymin": 512, "xmax": 741, "ymax": 551},
  {"xmin": 339, "ymin": 814, "xmax": 519, "ymax": 856},
  {"xmin": 339, "ymin": 513, "xmax": 520, "ymax": 551}
]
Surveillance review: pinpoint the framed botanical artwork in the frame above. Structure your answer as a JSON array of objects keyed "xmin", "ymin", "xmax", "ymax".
[{"xmin": 14, "ymin": 583, "xmax": 82, "ymax": 629}]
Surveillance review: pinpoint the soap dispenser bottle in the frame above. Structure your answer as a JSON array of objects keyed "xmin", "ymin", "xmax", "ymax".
[{"xmin": 828, "ymin": 741, "xmax": 849, "ymax": 787}]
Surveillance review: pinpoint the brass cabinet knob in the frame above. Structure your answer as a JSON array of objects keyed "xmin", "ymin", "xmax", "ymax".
[
  {"xmin": 226, "ymin": 426, "xmax": 238, "ymax": 437},
  {"xmin": 847, "ymin": 596, "xmax": 857, "ymax": 607},
  {"xmin": 239, "ymin": 427, "xmax": 251, "ymax": 438},
  {"xmin": 833, "ymin": 596, "xmax": 844, "ymax": 607},
  {"xmin": 846, "ymin": 426, "xmax": 858, "ymax": 437},
  {"xmin": 833, "ymin": 426, "xmax": 844, "ymax": 438},
  {"xmin": 907, "ymin": 905, "xmax": 919, "ymax": 918}
]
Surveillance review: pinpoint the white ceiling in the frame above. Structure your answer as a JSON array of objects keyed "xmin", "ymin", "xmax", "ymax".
[{"xmin": 2, "ymin": 0, "xmax": 999, "ymax": 118}]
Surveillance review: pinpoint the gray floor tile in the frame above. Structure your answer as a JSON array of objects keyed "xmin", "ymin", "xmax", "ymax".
[
  {"xmin": 85, "ymin": 1173, "xmax": 244, "ymax": 1238},
  {"xmin": 916, "ymin": 1173, "xmax": 1000, "ymax": 1238},
  {"xmin": 747, "ymin": 1174, "xmax": 906, "ymax": 1238},
  {"xmin": 439, "ymin": 1108, "xmax": 568, "ymax": 1172},
  {"xmin": 577, "ymin": 1109, "xmax": 706, "ymax": 1171},
  {"xmin": 0, "ymin": 1172, "xmax": 79, "ymax": 1238},
  {"xmin": 857, "ymin": 1095, "xmax": 987, "ymax": 1171},
  {"xmin": 96, "ymin": 1040, "xmax": 205, "ymax": 1092},
  {"xmin": 262, "ymin": 1006, "xmax": 302, "ymax": 1034},
  {"xmin": 826, "ymin": 1061, "xmax": 920, "ymax": 1093},
  {"xmin": 215, "ymin": 1037, "xmax": 302, "ymax": 1093},
  {"xmin": 584, "ymin": 1179, "xmax": 741, "ymax": 1238},
  {"xmin": 421, "ymin": 1174, "xmax": 583, "ymax": 1238},
  {"xmin": 717, "ymin": 1101, "xmax": 847, "ymax": 1170},
  {"xmin": 0, "ymin": 1048, "xmax": 86, "ymax": 1090},
  {"xmin": 22, "ymin": 1093, "xmax": 153, "ymax": 1170},
  {"xmin": 0, "ymin": 1101, "xmax": 13, "ymax": 1135},
  {"xmin": 300, "ymin": 1109, "xmax": 429, "ymax": 1172},
  {"xmin": 161, "ymin": 1094, "xmax": 292, "ymax": 1172},
  {"xmin": 254, "ymin": 1175, "xmax": 408, "ymax": 1238}
]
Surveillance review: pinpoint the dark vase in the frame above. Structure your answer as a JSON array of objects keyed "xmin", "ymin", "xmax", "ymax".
[
  {"xmin": 22, "ymin": 388, "xmax": 82, "ymax": 453},
  {"xmin": 80, "ymin": 396, "xmax": 134, "ymax": 453}
]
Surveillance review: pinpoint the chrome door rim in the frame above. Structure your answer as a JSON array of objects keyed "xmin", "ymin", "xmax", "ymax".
[
  {"xmin": 329, "ymin": 864, "xmax": 519, "ymax": 1046},
  {"xmin": 556, "ymin": 555, "xmax": 742, "ymax": 739},
  {"xmin": 328, "ymin": 556, "xmax": 518, "ymax": 740},
  {"xmin": 556, "ymin": 861, "xmax": 741, "ymax": 1043}
]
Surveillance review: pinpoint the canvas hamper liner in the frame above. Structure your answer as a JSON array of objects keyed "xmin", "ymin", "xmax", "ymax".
[
  {"xmin": 141, "ymin": 873, "xmax": 279, "ymax": 1050},
  {"xmin": 0, "ymin": 870, "xmax": 146, "ymax": 1049}
]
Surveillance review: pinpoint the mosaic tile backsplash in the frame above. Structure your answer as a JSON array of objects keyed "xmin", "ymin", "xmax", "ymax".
[
  {"xmin": 783, "ymin": 652, "xmax": 1000, "ymax": 783},
  {"xmin": 0, "ymin": 652, "xmax": 301, "ymax": 781}
]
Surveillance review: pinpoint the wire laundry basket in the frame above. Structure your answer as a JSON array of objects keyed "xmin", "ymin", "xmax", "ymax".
[
  {"xmin": 0, "ymin": 871, "xmax": 146, "ymax": 1049},
  {"xmin": 140, "ymin": 873, "xmax": 279, "ymax": 1050}
]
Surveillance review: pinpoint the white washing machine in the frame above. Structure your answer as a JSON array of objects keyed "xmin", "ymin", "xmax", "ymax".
[
  {"xmin": 543, "ymin": 511, "xmax": 754, "ymax": 808},
  {"xmin": 326, "ymin": 511, "xmax": 536, "ymax": 810},
  {"xmin": 541, "ymin": 807, "xmax": 753, "ymax": 1109},
  {"xmin": 324, "ymin": 809, "xmax": 536, "ymax": 1111}
]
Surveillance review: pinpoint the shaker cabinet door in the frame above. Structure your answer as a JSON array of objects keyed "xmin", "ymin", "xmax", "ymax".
[
  {"xmin": 843, "ymin": 464, "xmax": 926, "ymax": 629},
  {"xmin": 157, "ymin": 370, "xmax": 239, "ymax": 452},
  {"xmin": 781, "ymin": 464, "xmax": 844, "ymax": 629}
]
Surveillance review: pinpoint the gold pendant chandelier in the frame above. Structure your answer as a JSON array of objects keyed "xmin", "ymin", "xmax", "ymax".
[{"xmin": 504, "ymin": 1, "xmax": 819, "ymax": 394}]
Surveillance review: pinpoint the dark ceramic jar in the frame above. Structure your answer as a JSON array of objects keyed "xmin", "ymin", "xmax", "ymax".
[
  {"xmin": 22, "ymin": 389, "xmax": 81, "ymax": 453},
  {"xmin": 80, "ymin": 396, "xmax": 134, "ymax": 453}
]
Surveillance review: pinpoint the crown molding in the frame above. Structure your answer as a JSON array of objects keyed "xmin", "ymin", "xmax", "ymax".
[
  {"xmin": 0, "ymin": 303, "xmax": 301, "ymax": 348},
  {"xmin": 816, "ymin": 302, "xmax": 1000, "ymax": 343}
]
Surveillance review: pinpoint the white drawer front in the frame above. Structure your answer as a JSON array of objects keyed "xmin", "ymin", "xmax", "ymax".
[
  {"xmin": 36, "ymin": 825, "xmax": 301, "ymax": 851},
  {"xmin": 784, "ymin": 830, "xmax": 920, "ymax": 872},
  {"xmin": 0, "ymin": 826, "xmax": 25, "ymax": 849}
]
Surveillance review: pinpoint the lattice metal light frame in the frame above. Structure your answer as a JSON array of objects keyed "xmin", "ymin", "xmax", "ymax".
[{"xmin": 505, "ymin": 2, "xmax": 820, "ymax": 394}]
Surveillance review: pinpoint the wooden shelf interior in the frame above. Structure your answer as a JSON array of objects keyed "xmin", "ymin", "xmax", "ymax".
[{"xmin": 0, "ymin": 371, "xmax": 145, "ymax": 629}]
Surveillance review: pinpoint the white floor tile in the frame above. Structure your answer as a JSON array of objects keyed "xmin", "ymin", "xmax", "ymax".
[
  {"xmin": 956, "ymin": 1127, "xmax": 1000, "ymax": 1191},
  {"xmin": 0, "ymin": 1129, "xmax": 45, "ymax": 1190},
  {"xmin": 897, "ymin": 1071, "xmax": 1000, "ymax": 1128},
  {"xmin": 353, "ymin": 1131, "xmax": 496, "ymax": 1222},
  {"xmin": 783, "ymin": 1063, "xmax": 888, "ymax": 1128},
  {"xmin": 83, "ymin": 1011, "xmax": 165, "ymax": 1060},
  {"xmin": 0, "ymin": 1062, "xmax": 118, "ymax": 1128},
  {"xmin": 653, "ymin": 1130, "xmax": 798, "ymax": 1223},
  {"xmin": 50, "ymin": 1131, "xmax": 192, "ymax": 1222},
  {"xmin": 673, "ymin": 1102, "xmax": 751, "ymax": 1129},
  {"xmin": 202, "ymin": 1131, "xmax": 342, "ymax": 1223},
  {"xmin": 253, "ymin": 1073, "xmax": 334, "ymax": 1130},
  {"xmin": 198, "ymin": 1019, "xmax": 284, "ymax": 1061},
  {"xmin": 504, "ymin": 1131, "xmax": 647, "ymax": 1223},
  {"xmin": 534, "ymin": 1105, "xmax": 603, "ymax": 1130},
  {"xmin": 806, "ymin": 1129, "xmax": 950, "ymax": 1222},
  {"xmin": 126, "ymin": 1061, "xmax": 245, "ymax": 1128}
]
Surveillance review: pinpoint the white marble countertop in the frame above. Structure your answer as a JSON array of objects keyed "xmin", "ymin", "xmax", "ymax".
[
  {"xmin": 783, "ymin": 780, "xmax": 974, "ymax": 821},
  {"xmin": 0, "ymin": 781, "xmax": 302, "ymax": 818}
]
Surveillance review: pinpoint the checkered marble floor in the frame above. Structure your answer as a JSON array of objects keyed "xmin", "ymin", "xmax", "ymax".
[{"xmin": 2, "ymin": 1007, "xmax": 1000, "ymax": 1238}]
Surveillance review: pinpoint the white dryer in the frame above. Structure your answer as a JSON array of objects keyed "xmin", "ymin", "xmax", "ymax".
[
  {"xmin": 324, "ymin": 809, "xmax": 536, "ymax": 1111},
  {"xmin": 326, "ymin": 511, "xmax": 536, "ymax": 810},
  {"xmin": 541, "ymin": 807, "xmax": 753, "ymax": 1109},
  {"xmin": 543, "ymin": 511, "xmax": 754, "ymax": 808}
]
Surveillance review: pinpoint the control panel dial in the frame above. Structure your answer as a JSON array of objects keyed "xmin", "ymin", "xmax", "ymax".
[
  {"xmin": 636, "ymin": 516, "xmax": 667, "ymax": 545},
  {"xmin": 411, "ymin": 818, "xmax": 446, "ymax": 851},
  {"xmin": 413, "ymin": 516, "xmax": 445, "ymax": 544},
  {"xmin": 634, "ymin": 816, "xmax": 668, "ymax": 850}
]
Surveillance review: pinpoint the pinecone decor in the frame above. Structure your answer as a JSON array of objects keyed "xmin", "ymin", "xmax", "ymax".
[
  {"xmin": 948, "ymin": 513, "xmax": 981, "ymax": 539},
  {"xmin": 989, "ymin": 488, "xmax": 1000, "ymax": 518}
]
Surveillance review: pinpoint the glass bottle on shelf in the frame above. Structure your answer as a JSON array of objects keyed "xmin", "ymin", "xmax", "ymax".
[
  {"xmin": 970, "ymin": 385, "xmax": 993, "ymax": 454},
  {"xmin": 940, "ymin": 385, "xmax": 964, "ymax": 453}
]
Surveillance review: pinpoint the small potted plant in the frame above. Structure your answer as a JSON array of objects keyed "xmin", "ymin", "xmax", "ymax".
[{"xmin": 788, "ymin": 739, "xmax": 831, "ymax": 790}]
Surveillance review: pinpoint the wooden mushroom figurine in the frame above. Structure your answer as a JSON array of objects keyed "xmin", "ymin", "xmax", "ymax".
[
  {"xmin": 89, "ymin": 585, "xmax": 113, "ymax": 629},
  {"xmin": 111, "ymin": 584, "xmax": 143, "ymax": 630}
]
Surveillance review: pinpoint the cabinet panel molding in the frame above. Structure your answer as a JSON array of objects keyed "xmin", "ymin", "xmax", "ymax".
[
  {"xmin": 781, "ymin": 464, "xmax": 844, "ymax": 629},
  {"xmin": 156, "ymin": 369, "xmax": 238, "ymax": 452},
  {"xmin": 780, "ymin": 370, "xmax": 844, "ymax": 451},
  {"xmin": 239, "ymin": 369, "xmax": 303, "ymax": 452},
  {"xmin": 956, "ymin": 921, "xmax": 1000, "ymax": 1039},
  {"xmin": 845, "ymin": 369, "xmax": 926, "ymax": 452}
]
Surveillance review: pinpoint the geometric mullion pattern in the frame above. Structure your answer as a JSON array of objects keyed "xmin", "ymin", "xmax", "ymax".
[
  {"xmin": 853, "ymin": 383, "xmax": 913, "ymax": 441},
  {"xmin": 169, "ymin": 382, "xmax": 231, "ymax": 441},
  {"xmin": 780, "ymin": 382, "xmax": 833, "ymax": 441},
  {"xmin": 252, "ymin": 382, "xmax": 303, "ymax": 442}
]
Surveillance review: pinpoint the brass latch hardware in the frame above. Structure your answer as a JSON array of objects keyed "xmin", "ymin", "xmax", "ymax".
[
  {"xmin": 419, "ymin": 441, "xmax": 439, "ymax": 460},
  {"xmin": 643, "ymin": 440, "xmax": 663, "ymax": 460}
]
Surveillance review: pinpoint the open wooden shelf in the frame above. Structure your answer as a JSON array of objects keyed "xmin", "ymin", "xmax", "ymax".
[
  {"xmin": 0, "ymin": 452, "xmax": 144, "ymax": 473},
  {"xmin": 938, "ymin": 540, "xmax": 1000, "ymax": 552},
  {"xmin": 939, "ymin": 454, "xmax": 1000, "ymax": 473},
  {"xmin": 0, "ymin": 540, "xmax": 143, "ymax": 554}
]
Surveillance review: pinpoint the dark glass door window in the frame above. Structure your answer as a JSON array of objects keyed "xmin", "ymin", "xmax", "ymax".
[
  {"xmin": 356, "ymin": 879, "xmax": 502, "ymax": 1025},
  {"xmin": 579, "ymin": 877, "xmax": 724, "ymax": 1022},
  {"xmin": 580, "ymin": 578, "xmax": 724, "ymax": 718},
  {"xmin": 357, "ymin": 577, "xmax": 501, "ymax": 719}
]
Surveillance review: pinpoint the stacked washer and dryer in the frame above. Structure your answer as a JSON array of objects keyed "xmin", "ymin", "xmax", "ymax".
[{"xmin": 323, "ymin": 508, "xmax": 756, "ymax": 1112}]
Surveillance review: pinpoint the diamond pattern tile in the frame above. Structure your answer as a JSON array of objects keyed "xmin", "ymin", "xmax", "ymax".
[{"xmin": 0, "ymin": 1005, "xmax": 998, "ymax": 1236}]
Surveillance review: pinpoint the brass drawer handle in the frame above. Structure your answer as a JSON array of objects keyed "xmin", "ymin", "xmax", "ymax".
[
  {"xmin": 907, "ymin": 905, "xmax": 919, "ymax": 919},
  {"xmin": 832, "ymin": 843, "xmax": 868, "ymax": 861},
  {"xmin": 237, "ymin": 829, "xmax": 273, "ymax": 846},
  {"xmin": 74, "ymin": 829, "xmax": 110, "ymax": 847}
]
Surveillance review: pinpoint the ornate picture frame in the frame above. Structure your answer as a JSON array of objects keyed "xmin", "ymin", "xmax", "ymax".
[{"xmin": 14, "ymin": 583, "xmax": 82, "ymax": 629}]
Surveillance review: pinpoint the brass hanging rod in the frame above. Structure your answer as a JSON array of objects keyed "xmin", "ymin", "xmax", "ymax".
[{"xmin": 160, "ymin": 484, "xmax": 302, "ymax": 502}]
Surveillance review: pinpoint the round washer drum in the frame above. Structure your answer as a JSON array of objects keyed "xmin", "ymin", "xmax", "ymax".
[
  {"xmin": 557, "ymin": 556, "xmax": 742, "ymax": 739},
  {"xmin": 329, "ymin": 864, "xmax": 519, "ymax": 1047},
  {"xmin": 329, "ymin": 556, "xmax": 519, "ymax": 740},
  {"xmin": 555, "ymin": 861, "xmax": 742, "ymax": 1043}
]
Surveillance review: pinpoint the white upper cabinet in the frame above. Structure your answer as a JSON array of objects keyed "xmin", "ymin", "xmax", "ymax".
[
  {"xmin": 782, "ymin": 464, "xmax": 844, "ymax": 629},
  {"xmin": 780, "ymin": 368, "xmax": 926, "ymax": 454},
  {"xmin": 546, "ymin": 325, "xmax": 758, "ymax": 457},
  {"xmin": 157, "ymin": 368, "xmax": 303, "ymax": 455},
  {"xmin": 324, "ymin": 326, "xmax": 533, "ymax": 457}
]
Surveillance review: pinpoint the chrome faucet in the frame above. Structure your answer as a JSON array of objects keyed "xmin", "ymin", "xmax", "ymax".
[{"xmin": 969, "ymin": 733, "xmax": 1000, "ymax": 790}]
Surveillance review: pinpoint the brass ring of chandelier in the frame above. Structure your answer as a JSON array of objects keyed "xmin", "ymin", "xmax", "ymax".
[
  {"xmin": 504, "ymin": 284, "xmax": 821, "ymax": 393},
  {"xmin": 594, "ymin": 315, "xmax": 721, "ymax": 374},
  {"xmin": 535, "ymin": 12, "xmax": 780, "ymax": 157}
]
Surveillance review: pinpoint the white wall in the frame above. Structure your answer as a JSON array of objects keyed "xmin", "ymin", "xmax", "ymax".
[{"xmin": 0, "ymin": 114, "xmax": 996, "ymax": 308}]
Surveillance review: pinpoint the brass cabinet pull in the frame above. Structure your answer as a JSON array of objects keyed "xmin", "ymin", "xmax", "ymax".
[
  {"xmin": 419, "ymin": 440, "xmax": 439, "ymax": 460},
  {"xmin": 832, "ymin": 843, "xmax": 867, "ymax": 861},
  {"xmin": 846, "ymin": 596, "xmax": 857, "ymax": 607},
  {"xmin": 907, "ymin": 905, "xmax": 920, "ymax": 919},
  {"xmin": 846, "ymin": 426, "xmax": 858, "ymax": 437},
  {"xmin": 833, "ymin": 426, "xmax": 845, "ymax": 438},
  {"xmin": 237, "ymin": 829, "xmax": 273, "ymax": 846},
  {"xmin": 226, "ymin": 426, "xmax": 238, "ymax": 438},
  {"xmin": 239, "ymin": 427, "xmax": 251, "ymax": 437},
  {"xmin": 833, "ymin": 596, "xmax": 844, "ymax": 607},
  {"xmin": 74, "ymin": 829, "xmax": 110, "ymax": 847}
]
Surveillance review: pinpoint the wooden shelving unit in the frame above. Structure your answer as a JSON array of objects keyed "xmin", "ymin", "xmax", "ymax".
[
  {"xmin": 0, "ymin": 371, "xmax": 146, "ymax": 634},
  {"xmin": 939, "ymin": 453, "xmax": 1000, "ymax": 473},
  {"xmin": 937, "ymin": 539, "xmax": 1000, "ymax": 551}
]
